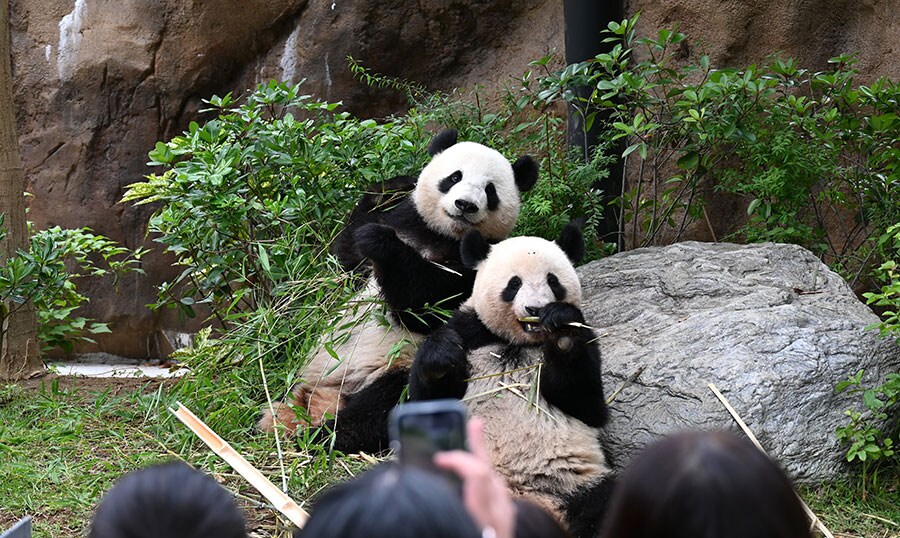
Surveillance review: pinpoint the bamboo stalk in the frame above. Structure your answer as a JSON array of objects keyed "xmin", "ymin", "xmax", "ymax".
[
  {"xmin": 707, "ymin": 383, "xmax": 835, "ymax": 538},
  {"xmin": 169, "ymin": 402, "xmax": 309, "ymax": 529},
  {"xmin": 606, "ymin": 367, "xmax": 645, "ymax": 405}
]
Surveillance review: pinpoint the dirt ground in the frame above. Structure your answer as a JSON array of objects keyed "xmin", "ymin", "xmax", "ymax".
[{"xmin": 16, "ymin": 372, "xmax": 169, "ymax": 393}]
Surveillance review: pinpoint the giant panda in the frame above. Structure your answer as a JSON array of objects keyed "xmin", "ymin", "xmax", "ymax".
[
  {"xmin": 409, "ymin": 223, "xmax": 612, "ymax": 538},
  {"xmin": 332, "ymin": 128, "xmax": 538, "ymax": 333},
  {"xmin": 257, "ymin": 130, "xmax": 538, "ymax": 454}
]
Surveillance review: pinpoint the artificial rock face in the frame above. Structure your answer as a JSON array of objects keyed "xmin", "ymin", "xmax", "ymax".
[
  {"xmin": 562, "ymin": 241, "xmax": 900, "ymax": 483},
  {"xmin": 10, "ymin": 0, "xmax": 560, "ymax": 358}
]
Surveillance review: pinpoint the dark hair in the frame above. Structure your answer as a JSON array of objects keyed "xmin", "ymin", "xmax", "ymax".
[
  {"xmin": 513, "ymin": 499, "xmax": 571, "ymax": 538},
  {"xmin": 297, "ymin": 463, "xmax": 481, "ymax": 538},
  {"xmin": 602, "ymin": 431, "xmax": 811, "ymax": 538},
  {"xmin": 89, "ymin": 461, "xmax": 247, "ymax": 538}
]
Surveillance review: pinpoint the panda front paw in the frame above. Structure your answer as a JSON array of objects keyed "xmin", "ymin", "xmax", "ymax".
[
  {"xmin": 354, "ymin": 223, "xmax": 401, "ymax": 261},
  {"xmin": 539, "ymin": 302, "xmax": 585, "ymax": 333},
  {"xmin": 416, "ymin": 330, "xmax": 468, "ymax": 379},
  {"xmin": 409, "ymin": 330, "xmax": 469, "ymax": 399}
]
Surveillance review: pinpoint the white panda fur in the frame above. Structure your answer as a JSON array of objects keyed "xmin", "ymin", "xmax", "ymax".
[
  {"xmin": 408, "ymin": 224, "xmax": 612, "ymax": 537},
  {"xmin": 412, "ymin": 141, "xmax": 525, "ymax": 243},
  {"xmin": 259, "ymin": 131, "xmax": 538, "ymax": 454}
]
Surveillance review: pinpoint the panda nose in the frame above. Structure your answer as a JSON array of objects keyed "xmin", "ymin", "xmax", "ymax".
[
  {"xmin": 455, "ymin": 199, "xmax": 478, "ymax": 214},
  {"xmin": 525, "ymin": 306, "xmax": 541, "ymax": 317}
]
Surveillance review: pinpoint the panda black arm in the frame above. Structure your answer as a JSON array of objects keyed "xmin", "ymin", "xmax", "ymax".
[
  {"xmin": 409, "ymin": 310, "xmax": 500, "ymax": 400},
  {"xmin": 331, "ymin": 175, "xmax": 417, "ymax": 272},
  {"xmin": 355, "ymin": 222, "xmax": 474, "ymax": 333},
  {"xmin": 538, "ymin": 302, "xmax": 609, "ymax": 428}
]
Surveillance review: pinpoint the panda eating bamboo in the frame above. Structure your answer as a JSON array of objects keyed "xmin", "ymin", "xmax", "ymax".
[{"xmin": 409, "ymin": 223, "xmax": 613, "ymax": 538}]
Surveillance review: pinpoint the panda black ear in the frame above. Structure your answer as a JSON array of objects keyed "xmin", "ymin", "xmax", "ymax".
[
  {"xmin": 461, "ymin": 229, "xmax": 491, "ymax": 269},
  {"xmin": 428, "ymin": 129, "xmax": 459, "ymax": 156},
  {"xmin": 512, "ymin": 155, "xmax": 538, "ymax": 193},
  {"xmin": 556, "ymin": 221, "xmax": 585, "ymax": 264}
]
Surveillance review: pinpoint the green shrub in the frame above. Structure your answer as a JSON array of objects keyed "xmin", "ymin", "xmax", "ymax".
[
  {"xmin": 835, "ymin": 369, "xmax": 899, "ymax": 492},
  {"xmin": 0, "ymin": 215, "xmax": 145, "ymax": 353},
  {"xmin": 830, "ymin": 223, "xmax": 900, "ymax": 492},
  {"xmin": 863, "ymin": 224, "xmax": 900, "ymax": 340},
  {"xmin": 531, "ymin": 14, "xmax": 900, "ymax": 285}
]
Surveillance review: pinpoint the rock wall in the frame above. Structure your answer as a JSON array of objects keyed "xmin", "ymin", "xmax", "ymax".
[
  {"xmin": 8, "ymin": 0, "xmax": 900, "ymax": 357},
  {"xmin": 628, "ymin": 0, "xmax": 899, "ymax": 79},
  {"xmin": 8, "ymin": 0, "xmax": 563, "ymax": 357}
]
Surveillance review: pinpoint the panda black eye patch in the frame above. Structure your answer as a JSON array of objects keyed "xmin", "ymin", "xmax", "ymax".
[
  {"xmin": 485, "ymin": 182, "xmax": 500, "ymax": 211},
  {"xmin": 547, "ymin": 273, "xmax": 566, "ymax": 301},
  {"xmin": 501, "ymin": 276, "xmax": 522, "ymax": 302},
  {"xmin": 438, "ymin": 171, "xmax": 464, "ymax": 193}
]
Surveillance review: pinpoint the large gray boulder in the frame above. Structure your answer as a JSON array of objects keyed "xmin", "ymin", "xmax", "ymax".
[{"xmin": 575, "ymin": 241, "xmax": 900, "ymax": 483}]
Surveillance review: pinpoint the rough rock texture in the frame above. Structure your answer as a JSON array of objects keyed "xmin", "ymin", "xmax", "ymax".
[
  {"xmin": 628, "ymin": 0, "xmax": 899, "ymax": 80},
  {"xmin": 572, "ymin": 241, "xmax": 900, "ymax": 483},
  {"xmin": 8, "ymin": 0, "xmax": 900, "ymax": 358},
  {"xmin": 8, "ymin": 0, "xmax": 563, "ymax": 357}
]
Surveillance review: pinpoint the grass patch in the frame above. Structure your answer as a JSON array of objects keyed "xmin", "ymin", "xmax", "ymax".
[
  {"xmin": 0, "ymin": 375, "xmax": 373, "ymax": 538},
  {"xmin": 0, "ymin": 378, "xmax": 174, "ymax": 537},
  {"xmin": 800, "ymin": 475, "xmax": 900, "ymax": 537},
  {"xmin": 1, "ymin": 374, "xmax": 899, "ymax": 538}
]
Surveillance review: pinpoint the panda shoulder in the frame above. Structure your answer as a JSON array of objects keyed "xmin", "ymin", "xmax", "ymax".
[
  {"xmin": 355, "ymin": 175, "xmax": 417, "ymax": 214},
  {"xmin": 447, "ymin": 307, "xmax": 502, "ymax": 350}
]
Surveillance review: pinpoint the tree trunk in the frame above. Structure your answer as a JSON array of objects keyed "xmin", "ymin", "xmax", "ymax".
[{"xmin": 0, "ymin": 0, "xmax": 42, "ymax": 380}]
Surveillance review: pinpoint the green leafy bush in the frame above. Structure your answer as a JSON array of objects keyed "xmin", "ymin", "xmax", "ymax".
[
  {"xmin": 835, "ymin": 369, "xmax": 899, "ymax": 492},
  {"xmin": 836, "ymin": 369, "xmax": 898, "ymax": 463},
  {"xmin": 832, "ymin": 225, "xmax": 900, "ymax": 485},
  {"xmin": 863, "ymin": 224, "xmax": 900, "ymax": 340},
  {"xmin": 531, "ymin": 14, "xmax": 900, "ymax": 285},
  {"xmin": 0, "ymin": 215, "xmax": 145, "ymax": 353}
]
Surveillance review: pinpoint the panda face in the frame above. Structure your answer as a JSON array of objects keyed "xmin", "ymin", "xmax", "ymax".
[
  {"xmin": 413, "ymin": 142, "xmax": 525, "ymax": 241},
  {"xmin": 466, "ymin": 236, "xmax": 582, "ymax": 345}
]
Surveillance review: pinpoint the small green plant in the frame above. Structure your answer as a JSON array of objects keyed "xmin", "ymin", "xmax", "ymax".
[
  {"xmin": 835, "ymin": 225, "xmax": 900, "ymax": 490},
  {"xmin": 0, "ymin": 215, "xmax": 145, "ymax": 353},
  {"xmin": 862, "ymin": 224, "xmax": 900, "ymax": 340},
  {"xmin": 835, "ymin": 369, "xmax": 899, "ymax": 491}
]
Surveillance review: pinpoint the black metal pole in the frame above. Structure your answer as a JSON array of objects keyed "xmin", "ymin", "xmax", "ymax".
[{"xmin": 563, "ymin": 0, "xmax": 625, "ymax": 251}]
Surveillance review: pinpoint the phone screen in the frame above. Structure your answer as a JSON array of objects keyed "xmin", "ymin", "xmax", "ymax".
[
  {"xmin": 396, "ymin": 410, "xmax": 467, "ymax": 467},
  {"xmin": 389, "ymin": 400, "xmax": 467, "ymax": 489}
]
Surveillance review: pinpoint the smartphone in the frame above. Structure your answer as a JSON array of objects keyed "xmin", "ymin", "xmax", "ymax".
[{"xmin": 388, "ymin": 399, "xmax": 468, "ymax": 479}]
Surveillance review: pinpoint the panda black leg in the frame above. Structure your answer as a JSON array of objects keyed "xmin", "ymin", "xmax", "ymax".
[
  {"xmin": 310, "ymin": 368, "xmax": 410, "ymax": 454},
  {"xmin": 563, "ymin": 477, "xmax": 617, "ymax": 538}
]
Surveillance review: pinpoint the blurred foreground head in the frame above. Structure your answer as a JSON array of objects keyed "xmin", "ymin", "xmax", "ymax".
[
  {"xmin": 297, "ymin": 463, "xmax": 481, "ymax": 538},
  {"xmin": 89, "ymin": 461, "xmax": 247, "ymax": 538},
  {"xmin": 602, "ymin": 430, "xmax": 811, "ymax": 538}
]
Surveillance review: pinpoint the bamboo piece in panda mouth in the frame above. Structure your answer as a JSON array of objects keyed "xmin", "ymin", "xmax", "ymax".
[
  {"xmin": 169, "ymin": 402, "xmax": 309, "ymax": 529},
  {"xmin": 517, "ymin": 316, "xmax": 594, "ymax": 330}
]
